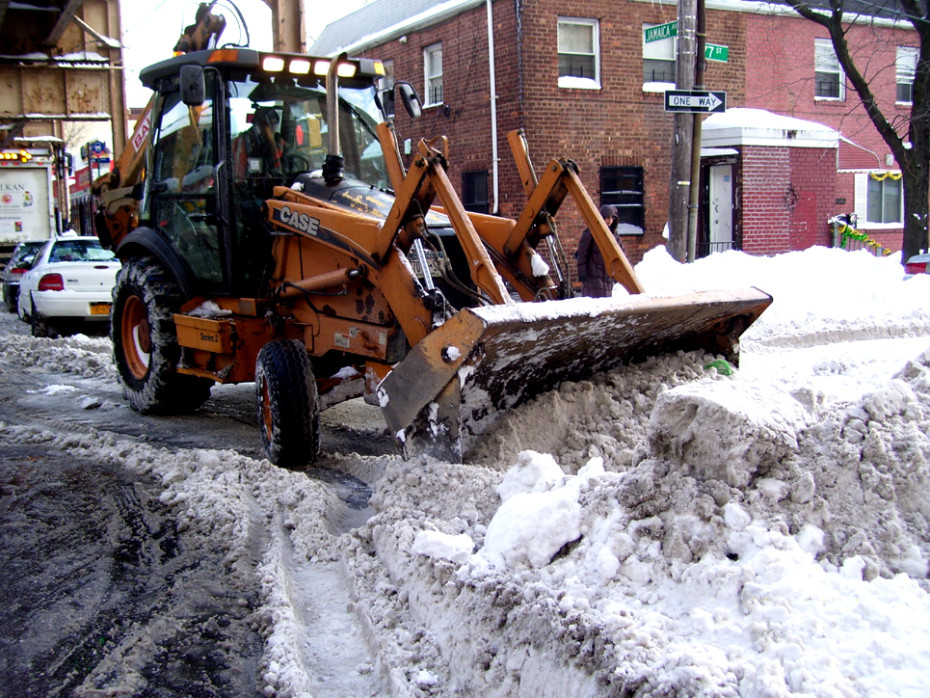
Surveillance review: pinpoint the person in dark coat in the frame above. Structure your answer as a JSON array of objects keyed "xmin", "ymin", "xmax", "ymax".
[{"xmin": 574, "ymin": 204, "xmax": 620, "ymax": 298}]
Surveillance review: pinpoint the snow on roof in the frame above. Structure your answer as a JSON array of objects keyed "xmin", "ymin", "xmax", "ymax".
[
  {"xmin": 312, "ymin": 0, "xmax": 484, "ymax": 56},
  {"xmin": 702, "ymin": 107, "xmax": 839, "ymax": 149},
  {"xmin": 0, "ymin": 50, "xmax": 109, "ymax": 65},
  {"xmin": 314, "ymin": 0, "xmax": 915, "ymax": 57}
]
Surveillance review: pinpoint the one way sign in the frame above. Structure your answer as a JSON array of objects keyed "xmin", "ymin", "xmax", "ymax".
[{"xmin": 664, "ymin": 90, "xmax": 727, "ymax": 113}]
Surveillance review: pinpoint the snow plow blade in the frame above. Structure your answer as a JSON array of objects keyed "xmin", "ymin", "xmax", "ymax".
[{"xmin": 379, "ymin": 287, "xmax": 772, "ymax": 461}]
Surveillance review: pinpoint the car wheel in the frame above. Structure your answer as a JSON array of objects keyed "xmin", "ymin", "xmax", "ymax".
[
  {"xmin": 30, "ymin": 308, "xmax": 50, "ymax": 338},
  {"xmin": 255, "ymin": 339, "xmax": 321, "ymax": 468},
  {"xmin": 111, "ymin": 257, "xmax": 213, "ymax": 413},
  {"xmin": 26, "ymin": 292, "xmax": 58, "ymax": 338},
  {"xmin": 3, "ymin": 283, "xmax": 16, "ymax": 313},
  {"xmin": 16, "ymin": 290, "xmax": 29, "ymax": 323}
]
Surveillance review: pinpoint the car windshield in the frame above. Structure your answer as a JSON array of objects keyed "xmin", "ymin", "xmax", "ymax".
[
  {"xmin": 228, "ymin": 76, "xmax": 389, "ymax": 188},
  {"xmin": 48, "ymin": 240, "xmax": 116, "ymax": 263},
  {"xmin": 13, "ymin": 242, "xmax": 43, "ymax": 266}
]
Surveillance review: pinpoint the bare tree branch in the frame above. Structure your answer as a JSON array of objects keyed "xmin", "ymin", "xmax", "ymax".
[{"xmin": 779, "ymin": 0, "xmax": 930, "ymax": 261}]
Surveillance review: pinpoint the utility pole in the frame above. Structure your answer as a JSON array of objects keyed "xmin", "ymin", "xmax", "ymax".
[
  {"xmin": 687, "ymin": 0, "xmax": 707, "ymax": 262},
  {"xmin": 668, "ymin": 0, "xmax": 696, "ymax": 262}
]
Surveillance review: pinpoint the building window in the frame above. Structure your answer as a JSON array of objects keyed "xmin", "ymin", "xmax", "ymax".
[
  {"xmin": 815, "ymin": 38, "xmax": 844, "ymax": 100},
  {"xmin": 866, "ymin": 173, "xmax": 902, "ymax": 224},
  {"xmin": 897, "ymin": 46, "xmax": 917, "ymax": 104},
  {"xmin": 558, "ymin": 17, "xmax": 599, "ymax": 88},
  {"xmin": 600, "ymin": 167, "xmax": 645, "ymax": 235},
  {"xmin": 462, "ymin": 171, "xmax": 489, "ymax": 213},
  {"xmin": 424, "ymin": 43, "xmax": 443, "ymax": 106},
  {"xmin": 643, "ymin": 24, "xmax": 676, "ymax": 85}
]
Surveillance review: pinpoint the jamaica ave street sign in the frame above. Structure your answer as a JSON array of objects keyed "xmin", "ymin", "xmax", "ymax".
[
  {"xmin": 644, "ymin": 21, "xmax": 677, "ymax": 43},
  {"xmin": 664, "ymin": 90, "xmax": 727, "ymax": 113},
  {"xmin": 643, "ymin": 23, "xmax": 729, "ymax": 62}
]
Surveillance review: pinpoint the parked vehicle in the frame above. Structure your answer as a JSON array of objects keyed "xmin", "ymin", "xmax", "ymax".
[
  {"xmin": 2, "ymin": 239, "xmax": 44, "ymax": 312},
  {"xmin": 905, "ymin": 253, "xmax": 930, "ymax": 274},
  {"xmin": 0, "ymin": 141, "xmax": 56, "ymax": 266},
  {"xmin": 17, "ymin": 234, "xmax": 120, "ymax": 337}
]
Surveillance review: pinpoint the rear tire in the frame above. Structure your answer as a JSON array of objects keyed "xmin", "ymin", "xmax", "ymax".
[
  {"xmin": 111, "ymin": 257, "xmax": 212, "ymax": 413},
  {"xmin": 255, "ymin": 339, "xmax": 321, "ymax": 468},
  {"xmin": 3, "ymin": 284, "xmax": 16, "ymax": 313},
  {"xmin": 28, "ymin": 293, "xmax": 54, "ymax": 338},
  {"xmin": 30, "ymin": 314, "xmax": 51, "ymax": 338}
]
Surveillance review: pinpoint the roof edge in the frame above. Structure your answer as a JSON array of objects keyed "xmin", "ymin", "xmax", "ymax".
[{"xmin": 321, "ymin": 0, "xmax": 488, "ymax": 56}]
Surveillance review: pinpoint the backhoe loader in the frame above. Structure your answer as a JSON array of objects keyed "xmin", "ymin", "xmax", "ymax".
[{"xmin": 93, "ymin": 19, "xmax": 770, "ymax": 466}]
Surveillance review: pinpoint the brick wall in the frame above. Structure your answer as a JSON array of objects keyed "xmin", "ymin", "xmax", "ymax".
[
  {"xmin": 739, "ymin": 145, "xmax": 838, "ymax": 254},
  {"xmin": 745, "ymin": 12, "xmax": 914, "ymax": 162},
  {"xmin": 353, "ymin": 0, "xmax": 913, "ymax": 267},
  {"xmin": 741, "ymin": 146, "xmax": 793, "ymax": 255},
  {"xmin": 517, "ymin": 1, "xmax": 747, "ymax": 264},
  {"xmin": 789, "ymin": 147, "xmax": 837, "ymax": 249},
  {"xmin": 359, "ymin": 0, "xmax": 747, "ymax": 268}
]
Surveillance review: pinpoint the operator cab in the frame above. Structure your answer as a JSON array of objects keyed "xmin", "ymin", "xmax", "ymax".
[{"xmin": 136, "ymin": 49, "xmax": 389, "ymax": 298}]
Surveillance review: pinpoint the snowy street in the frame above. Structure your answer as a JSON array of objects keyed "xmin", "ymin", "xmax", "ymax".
[{"xmin": 1, "ymin": 246, "xmax": 930, "ymax": 697}]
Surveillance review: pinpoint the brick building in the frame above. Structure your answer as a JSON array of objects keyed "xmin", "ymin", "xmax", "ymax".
[{"xmin": 312, "ymin": 0, "xmax": 918, "ymax": 264}]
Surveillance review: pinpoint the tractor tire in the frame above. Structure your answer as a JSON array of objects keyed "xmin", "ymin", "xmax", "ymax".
[
  {"xmin": 255, "ymin": 339, "xmax": 321, "ymax": 468},
  {"xmin": 111, "ymin": 257, "xmax": 212, "ymax": 414}
]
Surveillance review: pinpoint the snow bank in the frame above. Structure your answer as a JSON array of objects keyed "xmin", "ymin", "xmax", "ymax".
[
  {"xmin": 357, "ymin": 247, "xmax": 930, "ymax": 695},
  {"xmin": 6, "ymin": 244, "xmax": 930, "ymax": 696}
]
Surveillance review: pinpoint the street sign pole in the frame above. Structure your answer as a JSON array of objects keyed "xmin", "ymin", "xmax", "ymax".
[
  {"xmin": 668, "ymin": 0, "xmax": 696, "ymax": 263},
  {"xmin": 688, "ymin": 0, "xmax": 707, "ymax": 263},
  {"xmin": 662, "ymin": 0, "xmax": 726, "ymax": 262}
]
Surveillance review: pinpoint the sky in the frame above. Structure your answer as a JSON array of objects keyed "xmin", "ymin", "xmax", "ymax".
[
  {"xmin": 119, "ymin": 0, "xmax": 369, "ymax": 108},
  {"xmin": 5, "ymin": 244, "xmax": 930, "ymax": 695}
]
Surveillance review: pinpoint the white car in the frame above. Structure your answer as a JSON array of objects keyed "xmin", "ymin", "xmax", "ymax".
[{"xmin": 17, "ymin": 234, "xmax": 120, "ymax": 337}]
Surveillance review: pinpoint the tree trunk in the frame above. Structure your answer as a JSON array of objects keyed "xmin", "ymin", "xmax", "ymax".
[{"xmin": 902, "ymin": 150, "xmax": 930, "ymax": 261}]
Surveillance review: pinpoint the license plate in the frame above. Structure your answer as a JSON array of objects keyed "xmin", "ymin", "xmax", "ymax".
[{"xmin": 90, "ymin": 302, "xmax": 111, "ymax": 316}]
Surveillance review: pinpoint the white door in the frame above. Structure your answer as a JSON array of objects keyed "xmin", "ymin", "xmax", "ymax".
[{"xmin": 708, "ymin": 164, "xmax": 733, "ymax": 250}]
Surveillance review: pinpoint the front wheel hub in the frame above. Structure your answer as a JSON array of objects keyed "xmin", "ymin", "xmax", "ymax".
[{"xmin": 121, "ymin": 295, "xmax": 151, "ymax": 379}]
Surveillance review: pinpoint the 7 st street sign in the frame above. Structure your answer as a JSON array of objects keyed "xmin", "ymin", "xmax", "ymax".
[{"xmin": 664, "ymin": 90, "xmax": 727, "ymax": 113}]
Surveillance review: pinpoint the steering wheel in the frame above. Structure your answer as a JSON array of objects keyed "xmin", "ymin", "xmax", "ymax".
[{"xmin": 285, "ymin": 153, "xmax": 313, "ymax": 174}]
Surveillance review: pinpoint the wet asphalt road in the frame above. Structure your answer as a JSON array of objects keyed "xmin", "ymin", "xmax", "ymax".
[
  {"xmin": 0, "ymin": 443, "xmax": 264, "ymax": 697},
  {"xmin": 0, "ymin": 311, "xmax": 392, "ymax": 696}
]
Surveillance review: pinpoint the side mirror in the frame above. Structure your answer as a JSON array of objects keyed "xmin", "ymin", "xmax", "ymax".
[
  {"xmin": 397, "ymin": 83, "xmax": 422, "ymax": 119},
  {"xmin": 180, "ymin": 65, "xmax": 205, "ymax": 106}
]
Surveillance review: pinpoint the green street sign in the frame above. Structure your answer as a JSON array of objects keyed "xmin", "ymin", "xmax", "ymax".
[
  {"xmin": 706, "ymin": 43, "xmax": 729, "ymax": 62},
  {"xmin": 644, "ymin": 21, "xmax": 677, "ymax": 43}
]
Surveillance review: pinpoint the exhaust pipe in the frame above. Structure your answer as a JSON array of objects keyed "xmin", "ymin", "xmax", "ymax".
[{"xmin": 323, "ymin": 53, "xmax": 346, "ymax": 185}]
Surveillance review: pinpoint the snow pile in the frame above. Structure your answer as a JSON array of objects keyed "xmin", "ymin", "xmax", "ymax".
[
  {"xmin": 353, "ymin": 247, "xmax": 930, "ymax": 696},
  {"xmin": 5, "ymin": 245, "xmax": 930, "ymax": 696},
  {"xmin": 636, "ymin": 245, "xmax": 930, "ymax": 342},
  {"xmin": 0, "ymin": 330, "xmax": 114, "ymax": 379}
]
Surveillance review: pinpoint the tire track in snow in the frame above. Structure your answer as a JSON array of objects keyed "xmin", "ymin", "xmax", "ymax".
[{"xmin": 0, "ymin": 420, "xmax": 387, "ymax": 697}]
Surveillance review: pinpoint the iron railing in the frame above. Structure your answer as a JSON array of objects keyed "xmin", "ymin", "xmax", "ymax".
[{"xmin": 696, "ymin": 240, "xmax": 738, "ymax": 258}]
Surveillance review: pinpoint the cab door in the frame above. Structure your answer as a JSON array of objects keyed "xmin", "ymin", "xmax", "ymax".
[{"xmin": 146, "ymin": 82, "xmax": 227, "ymax": 293}]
